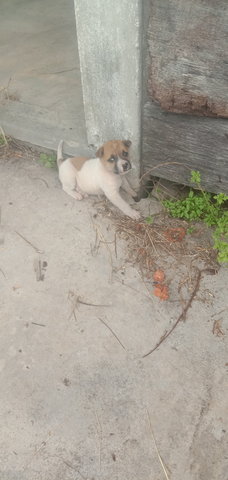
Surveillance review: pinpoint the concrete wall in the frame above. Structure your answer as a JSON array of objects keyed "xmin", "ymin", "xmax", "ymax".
[{"xmin": 74, "ymin": 0, "xmax": 142, "ymax": 184}]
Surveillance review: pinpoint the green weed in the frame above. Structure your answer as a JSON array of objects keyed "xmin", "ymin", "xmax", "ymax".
[
  {"xmin": 145, "ymin": 216, "xmax": 154, "ymax": 225},
  {"xmin": 39, "ymin": 152, "xmax": 56, "ymax": 168},
  {"xmin": 190, "ymin": 170, "xmax": 201, "ymax": 185},
  {"xmin": 0, "ymin": 134, "xmax": 6, "ymax": 145},
  {"xmin": 163, "ymin": 171, "xmax": 228, "ymax": 263},
  {"xmin": 186, "ymin": 226, "xmax": 195, "ymax": 234}
]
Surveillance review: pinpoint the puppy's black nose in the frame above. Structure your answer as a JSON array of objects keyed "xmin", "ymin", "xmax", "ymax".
[{"xmin": 123, "ymin": 161, "xmax": 131, "ymax": 171}]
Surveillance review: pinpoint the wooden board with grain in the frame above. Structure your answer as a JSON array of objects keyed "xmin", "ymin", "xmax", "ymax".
[
  {"xmin": 147, "ymin": 0, "xmax": 228, "ymax": 117},
  {"xmin": 143, "ymin": 101, "xmax": 228, "ymax": 193}
]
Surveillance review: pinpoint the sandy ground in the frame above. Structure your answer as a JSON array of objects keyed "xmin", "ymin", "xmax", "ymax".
[{"xmin": 0, "ymin": 148, "xmax": 228, "ymax": 480}]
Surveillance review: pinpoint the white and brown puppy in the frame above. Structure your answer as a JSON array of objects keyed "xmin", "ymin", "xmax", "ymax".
[{"xmin": 57, "ymin": 139, "xmax": 140, "ymax": 220}]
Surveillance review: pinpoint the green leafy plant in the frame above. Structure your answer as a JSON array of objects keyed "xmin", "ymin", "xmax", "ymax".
[
  {"xmin": 163, "ymin": 171, "xmax": 228, "ymax": 263},
  {"xmin": 186, "ymin": 226, "xmax": 195, "ymax": 234},
  {"xmin": 39, "ymin": 152, "xmax": 56, "ymax": 168},
  {"xmin": 213, "ymin": 211, "xmax": 228, "ymax": 263},
  {"xmin": 145, "ymin": 216, "xmax": 154, "ymax": 225},
  {"xmin": 190, "ymin": 170, "xmax": 201, "ymax": 185},
  {"xmin": 0, "ymin": 135, "xmax": 5, "ymax": 145}
]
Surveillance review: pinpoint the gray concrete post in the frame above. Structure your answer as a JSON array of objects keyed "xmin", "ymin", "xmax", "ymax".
[{"xmin": 74, "ymin": 0, "xmax": 142, "ymax": 185}]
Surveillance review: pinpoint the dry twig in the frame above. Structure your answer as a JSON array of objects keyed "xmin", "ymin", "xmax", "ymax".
[
  {"xmin": 33, "ymin": 257, "xmax": 45, "ymax": 281},
  {"xmin": 143, "ymin": 268, "xmax": 216, "ymax": 357},
  {"xmin": 31, "ymin": 322, "xmax": 46, "ymax": 327},
  {"xmin": 211, "ymin": 307, "xmax": 228, "ymax": 318},
  {"xmin": 67, "ymin": 292, "xmax": 110, "ymax": 321},
  {"xmin": 0, "ymin": 267, "xmax": 6, "ymax": 279},
  {"xmin": 140, "ymin": 160, "xmax": 192, "ymax": 183},
  {"xmin": 15, "ymin": 231, "xmax": 44, "ymax": 254},
  {"xmin": 46, "ymin": 455, "xmax": 88, "ymax": 480},
  {"xmin": 212, "ymin": 319, "xmax": 224, "ymax": 337},
  {"xmin": 94, "ymin": 410, "xmax": 102, "ymax": 473},
  {"xmin": 147, "ymin": 408, "xmax": 170, "ymax": 480},
  {"xmin": 110, "ymin": 215, "xmax": 198, "ymax": 280},
  {"xmin": 78, "ymin": 297, "xmax": 110, "ymax": 308},
  {"xmin": 97, "ymin": 317, "xmax": 126, "ymax": 350},
  {"xmin": 92, "ymin": 221, "xmax": 114, "ymax": 282}
]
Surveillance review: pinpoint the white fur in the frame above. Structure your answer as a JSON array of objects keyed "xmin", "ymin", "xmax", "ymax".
[{"xmin": 57, "ymin": 141, "xmax": 140, "ymax": 220}]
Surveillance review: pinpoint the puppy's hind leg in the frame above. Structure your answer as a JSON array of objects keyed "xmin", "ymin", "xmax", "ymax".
[
  {"xmin": 59, "ymin": 163, "xmax": 83, "ymax": 200},
  {"xmin": 62, "ymin": 184, "xmax": 83, "ymax": 200},
  {"xmin": 76, "ymin": 186, "xmax": 89, "ymax": 198}
]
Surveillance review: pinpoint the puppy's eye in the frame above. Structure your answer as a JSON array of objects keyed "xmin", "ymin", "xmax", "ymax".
[
  {"xmin": 122, "ymin": 151, "xmax": 128, "ymax": 157},
  {"xmin": 108, "ymin": 156, "xmax": 115, "ymax": 162}
]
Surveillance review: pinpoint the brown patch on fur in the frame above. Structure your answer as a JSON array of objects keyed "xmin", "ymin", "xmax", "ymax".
[
  {"xmin": 70, "ymin": 156, "xmax": 89, "ymax": 171},
  {"xmin": 98, "ymin": 140, "xmax": 131, "ymax": 173},
  {"xmin": 96, "ymin": 146, "xmax": 104, "ymax": 158}
]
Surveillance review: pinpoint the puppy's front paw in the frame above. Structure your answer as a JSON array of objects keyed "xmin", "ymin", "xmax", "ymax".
[
  {"xmin": 74, "ymin": 192, "xmax": 83, "ymax": 200},
  {"xmin": 128, "ymin": 209, "xmax": 141, "ymax": 220}
]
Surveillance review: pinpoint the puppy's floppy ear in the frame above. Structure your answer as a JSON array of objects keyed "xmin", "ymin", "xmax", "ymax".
[
  {"xmin": 123, "ymin": 140, "xmax": 132, "ymax": 148},
  {"xmin": 96, "ymin": 146, "xmax": 104, "ymax": 158}
]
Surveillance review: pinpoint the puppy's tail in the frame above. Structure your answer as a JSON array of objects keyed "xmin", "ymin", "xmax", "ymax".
[{"xmin": 57, "ymin": 140, "xmax": 64, "ymax": 169}]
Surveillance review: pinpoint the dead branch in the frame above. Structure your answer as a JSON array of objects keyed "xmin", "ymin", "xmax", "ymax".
[
  {"xmin": 46, "ymin": 455, "xmax": 88, "ymax": 480},
  {"xmin": 31, "ymin": 322, "xmax": 46, "ymax": 327},
  {"xmin": 211, "ymin": 307, "xmax": 228, "ymax": 318},
  {"xmin": 114, "ymin": 232, "xmax": 117, "ymax": 258},
  {"xmin": 78, "ymin": 297, "xmax": 110, "ymax": 308},
  {"xmin": 94, "ymin": 410, "xmax": 102, "ymax": 473},
  {"xmin": 67, "ymin": 292, "xmax": 110, "ymax": 321},
  {"xmin": 212, "ymin": 319, "xmax": 224, "ymax": 337},
  {"xmin": 147, "ymin": 408, "xmax": 170, "ymax": 480},
  {"xmin": 143, "ymin": 268, "xmax": 217, "ymax": 358},
  {"xmin": 97, "ymin": 317, "xmax": 126, "ymax": 350},
  {"xmin": 15, "ymin": 231, "xmax": 44, "ymax": 254},
  {"xmin": 140, "ymin": 161, "xmax": 192, "ymax": 183},
  {"xmin": 0, "ymin": 267, "xmax": 6, "ymax": 278},
  {"xmin": 91, "ymin": 219, "xmax": 114, "ymax": 282}
]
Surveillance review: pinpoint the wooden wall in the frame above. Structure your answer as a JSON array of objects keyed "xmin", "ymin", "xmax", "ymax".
[{"xmin": 142, "ymin": 0, "xmax": 228, "ymax": 193}]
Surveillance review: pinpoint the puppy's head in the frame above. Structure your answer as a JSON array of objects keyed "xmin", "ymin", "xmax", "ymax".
[{"xmin": 96, "ymin": 140, "xmax": 132, "ymax": 175}]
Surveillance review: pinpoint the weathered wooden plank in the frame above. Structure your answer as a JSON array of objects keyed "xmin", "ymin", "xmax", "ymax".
[
  {"xmin": 142, "ymin": 101, "xmax": 228, "ymax": 193},
  {"xmin": 147, "ymin": 0, "xmax": 228, "ymax": 117}
]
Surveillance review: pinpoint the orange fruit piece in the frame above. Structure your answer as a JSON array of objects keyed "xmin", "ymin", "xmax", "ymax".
[
  {"xmin": 153, "ymin": 284, "xmax": 169, "ymax": 301},
  {"xmin": 153, "ymin": 270, "xmax": 165, "ymax": 283}
]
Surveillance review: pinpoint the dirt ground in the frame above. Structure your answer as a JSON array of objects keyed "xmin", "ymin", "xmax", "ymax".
[{"xmin": 0, "ymin": 141, "xmax": 227, "ymax": 480}]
